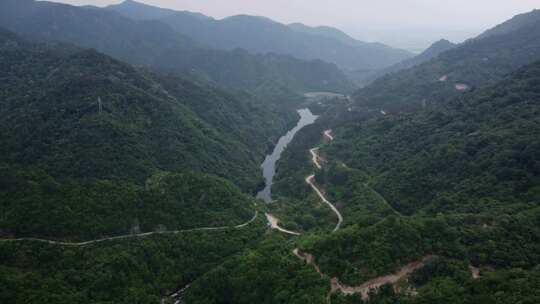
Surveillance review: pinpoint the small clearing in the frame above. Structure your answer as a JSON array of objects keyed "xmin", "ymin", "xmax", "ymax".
[
  {"xmin": 455, "ymin": 83, "xmax": 470, "ymax": 91},
  {"xmin": 265, "ymin": 213, "xmax": 301, "ymax": 235}
]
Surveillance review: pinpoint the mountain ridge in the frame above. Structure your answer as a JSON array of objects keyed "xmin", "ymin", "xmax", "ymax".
[
  {"xmin": 0, "ymin": 0, "xmax": 353, "ymax": 94},
  {"xmin": 352, "ymin": 9, "xmax": 540, "ymax": 113},
  {"xmin": 107, "ymin": 0, "xmax": 413, "ymax": 70}
]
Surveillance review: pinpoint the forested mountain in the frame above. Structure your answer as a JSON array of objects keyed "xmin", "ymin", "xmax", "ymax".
[
  {"xmin": 0, "ymin": 0, "xmax": 353, "ymax": 94},
  {"xmin": 0, "ymin": 29, "xmax": 280, "ymax": 240},
  {"xmin": 477, "ymin": 9, "xmax": 540, "ymax": 39},
  {"xmin": 106, "ymin": 0, "xmax": 192, "ymax": 21},
  {"xmin": 151, "ymin": 48, "xmax": 354, "ymax": 94},
  {"xmin": 107, "ymin": 0, "xmax": 413, "ymax": 70},
  {"xmin": 352, "ymin": 9, "xmax": 540, "ymax": 113},
  {"xmin": 188, "ymin": 54, "xmax": 540, "ymax": 304},
  {"xmin": 382, "ymin": 39, "xmax": 457, "ymax": 75},
  {"xmin": 348, "ymin": 39, "xmax": 457, "ymax": 87},
  {"xmin": 2, "ymin": 2, "xmax": 539, "ymax": 303},
  {"xmin": 296, "ymin": 58, "xmax": 540, "ymax": 302},
  {"xmin": 0, "ymin": 26, "xmax": 276, "ymax": 303},
  {"xmin": 287, "ymin": 22, "xmax": 389, "ymax": 50},
  {"xmin": 331, "ymin": 61, "xmax": 540, "ymax": 216},
  {"xmin": 0, "ymin": 0, "xmax": 196, "ymax": 65}
]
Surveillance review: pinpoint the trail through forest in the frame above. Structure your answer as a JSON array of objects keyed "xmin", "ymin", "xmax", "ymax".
[
  {"xmin": 295, "ymin": 248, "xmax": 435, "ymax": 300},
  {"xmin": 272, "ymin": 128, "xmax": 432, "ymax": 301},
  {"xmin": 0, "ymin": 210, "xmax": 259, "ymax": 247},
  {"xmin": 306, "ymin": 132, "xmax": 343, "ymax": 232}
]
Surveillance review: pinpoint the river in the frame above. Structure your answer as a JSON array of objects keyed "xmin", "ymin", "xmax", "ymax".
[{"xmin": 256, "ymin": 108, "xmax": 318, "ymax": 202}]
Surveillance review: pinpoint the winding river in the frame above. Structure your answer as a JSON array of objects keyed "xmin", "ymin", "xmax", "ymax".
[{"xmin": 256, "ymin": 108, "xmax": 318, "ymax": 202}]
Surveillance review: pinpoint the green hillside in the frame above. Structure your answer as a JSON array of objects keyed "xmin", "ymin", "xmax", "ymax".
[
  {"xmin": 1, "ymin": 2, "xmax": 540, "ymax": 304},
  {"xmin": 0, "ymin": 30, "xmax": 271, "ymax": 240},
  {"xmin": 0, "ymin": 220, "xmax": 267, "ymax": 303},
  {"xmin": 353, "ymin": 10, "xmax": 540, "ymax": 113},
  {"xmin": 181, "ymin": 57, "xmax": 540, "ymax": 304},
  {"xmin": 330, "ymin": 61, "xmax": 540, "ymax": 215},
  {"xmin": 300, "ymin": 59, "xmax": 540, "ymax": 298}
]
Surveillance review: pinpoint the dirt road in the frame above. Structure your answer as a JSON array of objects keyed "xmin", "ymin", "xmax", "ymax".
[
  {"xmin": 265, "ymin": 213, "xmax": 301, "ymax": 235},
  {"xmin": 0, "ymin": 211, "xmax": 259, "ymax": 247}
]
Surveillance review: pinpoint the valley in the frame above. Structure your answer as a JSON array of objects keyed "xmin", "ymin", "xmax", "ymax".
[{"xmin": 0, "ymin": 1, "xmax": 539, "ymax": 303}]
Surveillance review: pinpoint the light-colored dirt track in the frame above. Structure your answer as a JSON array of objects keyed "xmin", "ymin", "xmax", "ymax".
[
  {"xmin": 265, "ymin": 213, "xmax": 301, "ymax": 235},
  {"xmin": 0, "ymin": 211, "xmax": 259, "ymax": 247}
]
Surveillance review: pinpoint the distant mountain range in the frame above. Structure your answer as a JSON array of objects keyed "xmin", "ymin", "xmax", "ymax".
[
  {"xmin": 0, "ymin": 0, "xmax": 354, "ymax": 94},
  {"xmin": 105, "ymin": 0, "xmax": 207, "ymax": 21},
  {"xmin": 106, "ymin": 0, "xmax": 413, "ymax": 70},
  {"xmin": 382, "ymin": 39, "xmax": 457, "ymax": 74}
]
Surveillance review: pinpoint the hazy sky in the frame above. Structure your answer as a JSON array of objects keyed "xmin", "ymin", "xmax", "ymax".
[{"xmin": 48, "ymin": 0, "xmax": 540, "ymax": 51}]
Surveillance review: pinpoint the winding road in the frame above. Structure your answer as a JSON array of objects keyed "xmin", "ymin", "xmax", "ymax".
[
  {"xmin": 310, "ymin": 148, "xmax": 323, "ymax": 169},
  {"xmin": 265, "ymin": 130, "xmax": 342, "ymax": 235},
  {"xmin": 296, "ymin": 248, "xmax": 435, "ymax": 300},
  {"xmin": 307, "ymin": 130, "xmax": 343, "ymax": 232},
  {"xmin": 0, "ymin": 210, "xmax": 259, "ymax": 247},
  {"xmin": 266, "ymin": 129, "xmax": 343, "ymax": 234},
  {"xmin": 291, "ymin": 129, "xmax": 432, "ymax": 300},
  {"xmin": 324, "ymin": 130, "xmax": 334, "ymax": 141},
  {"xmin": 306, "ymin": 174, "xmax": 343, "ymax": 232}
]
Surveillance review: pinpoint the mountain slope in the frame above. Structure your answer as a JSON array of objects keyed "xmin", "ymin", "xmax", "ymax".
[
  {"xmin": 352, "ymin": 10, "xmax": 540, "ymax": 113},
  {"xmin": 177, "ymin": 57, "xmax": 540, "ymax": 304},
  {"xmin": 288, "ymin": 23, "xmax": 360, "ymax": 45},
  {"xmin": 348, "ymin": 39, "xmax": 457, "ymax": 87},
  {"xmin": 288, "ymin": 22, "xmax": 394, "ymax": 51},
  {"xmin": 477, "ymin": 9, "xmax": 540, "ymax": 39},
  {"xmin": 152, "ymin": 48, "xmax": 353, "ymax": 94},
  {"xmin": 108, "ymin": 0, "xmax": 412, "ymax": 70},
  {"xmin": 332, "ymin": 61, "xmax": 540, "ymax": 215},
  {"xmin": 298, "ymin": 58, "xmax": 540, "ymax": 292},
  {"xmin": 0, "ymin": 0, "xmax": 352, "ymax": 94},
  {"xmin": 0, "ymin": 0, "xmax": 196, "ymax": 66},
  {"xmin": 106, "ymin": 0, "xmax": 184, "ymax": 20},
  {"xmin": 383, "ymin": 39, "xmax": 457, "ymax": 74},
  {"xmin": 0, "ymin": 29, "xmax": 267, "ymax": 239}
]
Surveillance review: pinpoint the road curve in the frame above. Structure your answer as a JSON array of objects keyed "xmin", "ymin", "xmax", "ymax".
[
  {"xmin": 324, "ymin": 129, "xmax": 334, "ymax": 141},
  {"xmin": 297, "ymin": 129, "xmax": 433, "ymax": 300},
  {"xmin": 0, "ymin": 211, "xmax": 259, "ymax": 247},
  {"xmin": 305, "ymin": 175, "xmax": 343, "ymax": 232},
  {"xmin": 296, "ymin": 247, "xmax": 434, "ymax": 300},
  {"xmin": 305, "ymin": 129, "xmax": 343, "ymax": 232},
  {"xmin": 310, "ymin": 148, "xmax": 323, "ymax": 169},
  {"xmin": 265, "ymin": 213, "xmax": 301, "ymax": 235}
]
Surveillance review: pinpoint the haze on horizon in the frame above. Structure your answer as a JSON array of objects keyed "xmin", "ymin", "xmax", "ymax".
[{"xmin": 46, "ymin": 0, "xmax": 540, "ymax": 52}]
